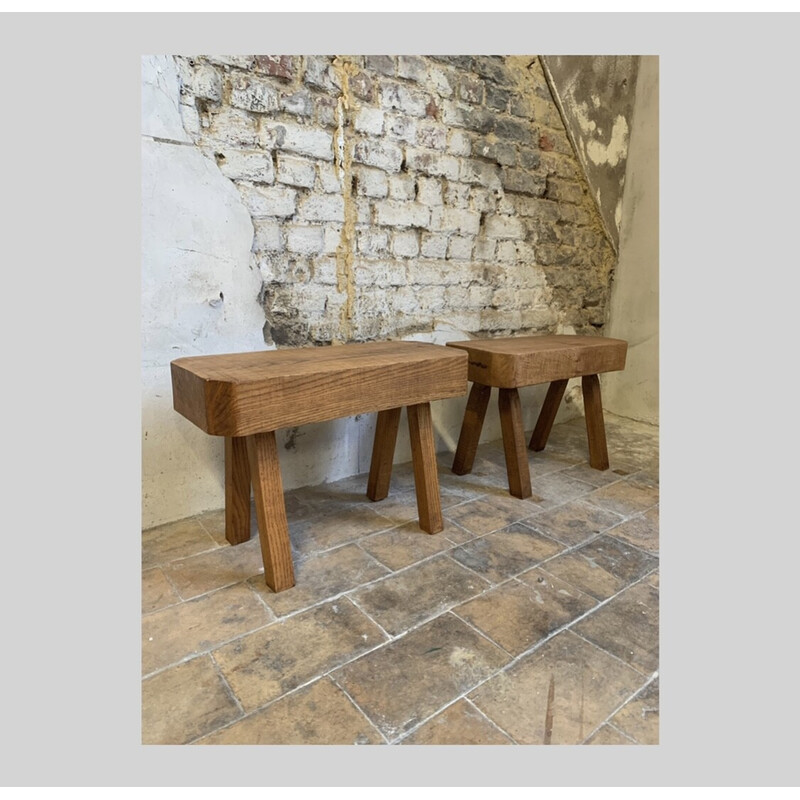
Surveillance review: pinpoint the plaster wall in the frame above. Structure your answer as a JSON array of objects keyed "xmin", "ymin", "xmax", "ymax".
[{"xmin": 603, "ymin": 56, "xmax": 659, "ymax": 424}]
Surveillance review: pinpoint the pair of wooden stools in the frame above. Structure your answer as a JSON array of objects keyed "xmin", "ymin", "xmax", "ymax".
[{"xmin": 171, "ymin": 335, "xmax": 627, "ymax": 593}]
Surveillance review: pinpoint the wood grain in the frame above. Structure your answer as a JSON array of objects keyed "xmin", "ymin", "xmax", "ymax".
[
  {"xmin": 498, "ymin": 388, "xmax": 532, "ymax": 499},
  {"xmin": 172, "ymin": 341, "xmax": 468, "ymax": 436},
  {"xmin": 224, "ymin": 436, "xmax": 252, "ymax": 545},
  {"xmin": 529, "ymin": 379, "xmax": 569, "ymax": 452},
  {"xmin": 452, "ymin": 382, "xmax": 492, "ymax": 476},
  {"xmin": 582, "ymin": 374, "xmax": 609, "ymax": 471},
  {"xmin": 366, "ymin": 407, "xmax": 402, "ymax": 502},
  {"xmin": 407, "ymin": 403, "xmax": 444, "ymax": 534},
  {"xmin": 446, "ymin": 335, "xmax": 627, "ymax": 388},
  {"xmin": 246, "ymin": 432, "xmax": 295, "ymax": 592}
]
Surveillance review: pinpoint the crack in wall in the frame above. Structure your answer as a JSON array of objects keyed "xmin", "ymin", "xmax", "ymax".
[{"xmin": 331, "ymin": 56, "xmax": 360, "ymax": 343}]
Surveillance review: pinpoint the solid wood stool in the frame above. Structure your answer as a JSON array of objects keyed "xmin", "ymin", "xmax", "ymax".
[
  {"xmin": 447, "ymin": 335, "xmax": 627, "ymax": 499},
  {"xmin": 171, "ymin": 341, "xmax": 467, "ymax": 592}
]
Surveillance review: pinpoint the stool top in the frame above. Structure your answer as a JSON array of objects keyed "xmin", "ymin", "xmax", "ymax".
[
  {"xmin": 446, "ymin": 334, "xmax": 627, "ymax": 388},
  {"xmin": 171, "ymin": 340, "xmax": 467, "ymax": 436}
]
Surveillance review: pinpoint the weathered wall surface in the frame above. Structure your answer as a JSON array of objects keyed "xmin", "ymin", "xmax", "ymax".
[
  {"xmin": 603, "ymin": 56, "xmax": 659, "ymax": 424},
  {"xmin": 142, "ymin": 54, "xmax": 620, "ymax": 529},
  {"xmin": 541, "ymin": 55, "xmax": 639, "ymax": 254}
]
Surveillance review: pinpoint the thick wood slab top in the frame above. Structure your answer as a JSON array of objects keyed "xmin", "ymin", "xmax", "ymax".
[
  {"xmin": 171, "ymin": 341, "xmax": 468, "ymax": 436},
  {"xmin": 446, "ymin": 335, "xmax": 627, "ymax": 388}
]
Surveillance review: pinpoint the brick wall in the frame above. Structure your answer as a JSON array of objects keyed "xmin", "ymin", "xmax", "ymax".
[{"xmin": 174, "ymin": 54, "xmax": 615, "ymax": 347}]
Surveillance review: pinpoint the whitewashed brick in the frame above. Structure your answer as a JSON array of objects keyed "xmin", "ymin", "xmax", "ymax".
[
  {"xmin": 485, "ymin": 214, "xmax": 526, "ymax": 239},
  {"xmin": 416, "ymin": 121, "xmax": 447, "ymax": 150},
  {"xmin": 287, "ymin": 225, "xmax": 324, "ymax": 255},
  {"xmin": 428, "ymin": 65, "xmax": 454, "ymax": 98},
  {"xmin": 443, "ymin": 181, "xmax": 471, "ymax": 208},
  {"xmin": 447, "ymin": 129, "xmax": 471, "ymax": 156},
  {"xmin": 430, "ymin": 207, "xmax": 480, "ymax": 235},
  {"xmin": 460, "ymin": 159, "xmax": 502, "ymax": 189},
  {"xmin": 358, "ymin": 230, "xmax": 389, "ymax": 257},
  {"xmin": 238, "ymin": 184, "xmax": 296, "ymax": 218},
  {"xmin": 193, "ymin": 65, "xmax": 222, "ymax": 102},
  {"xmin": 380, "ymin": 83, "xmax": 427, "ymax": 117},
  {"xmin": 299, "ymin": 194, "xmax": 345, "ymax": 222},
  {"xmin": 385, "ymin": 114, "xmax": 417, "ymax": 143},
  {"xmin": 397, "ymin": 56, "xmax": 427, "ymax": 83},
  {"xmin": 448, "ymin": 236, "xmax": 474, "ymax": 260},
  {"xmin": 217, "ymin": 150, "xmax": 274, "ymax": 183},
  {"xmin": 317, "ymin": 163, "xmax": 342, "ymax": 193},
  {"xmin": 497, "ymin": 240, "xmax": 518, "ymax": 263},
  {"xmin": 388, "ymin": 174, "xmax": 415, "ymax": 200},
  {"xmin": 392, "ymin": 231, "xmax": 419, "ymax": 258},
  {"xmin": 405, "ymin": 148, "xmax": 459, "ymax": 180},
  {"xmin": 353, "ymin": 139, "xmax": 403, "ymax": 173},
  {"xmin": 261, "ymin": 121, "xmax": 334, "ymax": 161},
  {"xmin": 354, "ymin": 165, "xmax": 389, "ymax": 198},
  {"xmin": 230, "ymin": 75, "xmax": 279, "ymax": 113},
  {"xmin": 323, "ymin": 225, "xmax": 342, "ymax": 255},
  {"xmin": 416, "ymin": 176, "xmax": 443, "ymax": 207},
  {"xmin": 474, "ymin": 237, "xmax": 497, "ymax": 261},
  {"xmin": 354, "ymin": 106, "xmax": 385, "ymax": 135},
  {"xmin": 314, "ymin": 256, "xmax": 339, "ymax": 285},
  {"xmin": 252, "ymin": 220, "xmax": 283, "ymax": 252},
  {"xmin": 375, "ymin": 200, "xmax": 430, "ymax": 229},
  {"xmin": 276, "ymin": 155, "xmax": 316, "ymax": 188},
  {"xmin": 420, "ymin": 233, "xmax": 448, "ymax": 259}
]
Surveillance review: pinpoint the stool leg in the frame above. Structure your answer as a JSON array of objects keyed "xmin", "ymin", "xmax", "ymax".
[
  {"xmin": 246, "ymin": 431, "xmax": 295, "ymax": 593},
  {"xmin": 407, "ymin": 402, "xmax": 444, "ymax": 534},
  {"xmin": 529, "ymin": 379, "xmax": 568, "ymax": 452},
  {"xmin": 366, "ymin": 406, "xmax": 402, "ymax": 502},
  {"xmin": 225, "ymin": 436, "xmax": 252, "ymax": 545},
  {"xmin": 499, "ymin": 388, "xmax": 532, "ymax": 499},
  {"xmin": 582, "ymin": 374, "xmax": 609, "ymax": 470},
  {"xmin": 452, "ymin": 382, "xmax": 491, "ymax": 475}
]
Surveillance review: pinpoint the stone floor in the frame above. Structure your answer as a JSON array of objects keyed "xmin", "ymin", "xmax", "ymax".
[{"xmin": 142, "ymin": 412, "xmax": 659, "ymax": 745}]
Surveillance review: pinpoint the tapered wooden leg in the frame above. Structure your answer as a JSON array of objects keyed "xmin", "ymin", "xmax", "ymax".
[
  {"xmin": 452, "ymin": 382, "xmax": 492, "ymax": 475},
  {"xmin": 529, "ymin": 379, "xmax": 569, "ymax": 452},
  {"xmin": 367, "ymin": 407, "xmax": 402, "ymax": 501},
  {"xmin": 582, "ymin": 374, "xmax": 609, "ymax": 470},
  {"xmin": 499, "ymin": 388, "xmax": 532, "ymax": 499},
  {"xmin": 225, "ymin": 436, "xmax": 252, "ymax": 545},
  {"xmin": 407, "ymin": 402, "xmax": 443, "ymax": 534},
  {"xmin": 245, "ymin": 431, "xmax": 295, "ymax": 592}
]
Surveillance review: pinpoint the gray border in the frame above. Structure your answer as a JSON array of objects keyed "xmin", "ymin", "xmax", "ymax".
[{"xmin": 2, "ymin": 10, "xmax": 799, "ymax": 788}]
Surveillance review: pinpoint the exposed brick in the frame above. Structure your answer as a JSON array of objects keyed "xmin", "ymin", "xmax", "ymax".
[
  {"xmin": 280, "ymin": 90, "xmax": 313, "ymax": 118},
  {"xmin": 348, "ymin": 71, "xmax": 373, "ymax": 101},
  {"xmin": 397, "ymin": 56, "xmax": 427, "ymax": 83},
  {"xmin": 519, "ymin": 147, "xmax": 541, "ymax": 170},
  {"xmin": 429, "ymin": 55, "xmax": 474, "ymax": 70},
  {"xmin": 484, "ymin": 214, "xmax": 526, "ymax": 239},
  {"xmin": 510, "ymin": 95, "xmax": 533, "ymax": 118},
  {"xmin": 254, "ymin": 56, "xmax": 294, "ymax": 80},
  {"xmin": 473, "ymin": 137, "xmax": 516, "ymax": 166},
  {"xmin": 238, "ymin": 184, "xmax": 297, "ymax": 218},
  {"xmin": 298, "ymin": 194, "xmax": 345, "ymax": 223},
  {"xmin": 472, "ymin": 57, "xmax": 512, "ymax": 87},
  {"xmin": 501, "ymin": 167, "xmax": 546, "ymax": 197},
  {"xmin": 458, "ymin": 75, "xmax": 484, "ymax": 104},
  {"xmin": 405, "ymin": 148, "xmax": 460, "ymax": 180},
  {"xmin": 365, "ymin": 55, "xmax": 395, "ymax": 76},
  {"xmin": 494, "ymin": 116, "xmax": 533, "ymax": 144},
  {"xmin": 416, "ymin": 120, "xmax": 448, "ymax": 151},
  {"xmin": 460, "ymin": 158, "xmax": 502, "ymax": 189},
  {"xmin": 420, "ymin": 233, "xmax": 448, "ymax": 259},
  {"xmin": 353, "ymin": 138, "xmax": 403, "ymax": 173},
  {"xmin": 380, "ymin": 83, "xmax": 427, "ymax": 117},
  {"xmin": 440, "ymin": 100, "xmax": 466, "ymax": 128},
  {"xmin": 392, "ymin": 230, "xmax": 419, "ymax": 258},
  {"xmin": 545, "ymin": 177, "xmax": 585, "ymax": 205},
  {"xmin": 204, "ymin": 55, "xmax": 254, "ymax": 70},
  {"xmin": 286, "ymin": 225, "xmax": 324, "ymax": 255},
  {"xmin": 354, "ymin": 106, "xmax": 385, "ymax": 135},
  {"xmin": 388, "ymin": 173, "xmax": 416, "ymax": 201},
  {"xmin": 416, "ymin": 176, "xmax": 443, "ymax": 207},
  {"xmin": 448, "ymin": 235, "xmax": 474, "ymax": 260},
  {"xmin": 485, "ymin": 84, "xmax": 510, "ymax": 112},
  {"xmin": 374, "ymin": 200, "xmax": 430, "ymax": 229},
  {"xmin": 315, "ymin": 95, "xmax": 338, "ymax": 128},
  {"xmin": 353, "ymin": 165, "xmax": 389, "ymax": 198},
  {"xmin": 430, "ymin": 207, "xmax": 480, "ymax": 235},
  {"xmin": 216, "ymin": 149, "xmax": 274, "ymax": 183},
  {"xmin": 261, "ymin": 121, "xmax": 334, "ymax": 161},
  {"xmin": 229, "ymin": 75, "xmax": 279, "ymax": 114}
]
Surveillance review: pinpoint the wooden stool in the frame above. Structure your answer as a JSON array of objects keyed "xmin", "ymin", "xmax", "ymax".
[
  {"xmin": 171, "ymin": 341, "xmax": 467, "ymax": 592},
  {"xmin": 447, "ymin": 335, "xmax": 627, "ymax": 499}
]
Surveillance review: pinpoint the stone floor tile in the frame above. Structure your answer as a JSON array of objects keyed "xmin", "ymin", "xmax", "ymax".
[
  {"xmin": 359, "ymin": 522, "xmax": 456, "ymax": 571},
  {"xmin": 572, "ymin": 579, "xmax": 659, "ymax": 675},
  {"xmin": 540, "ymin": 535, "xmax": 658, "ymax": 601},
  {"xmin": 606, "ymin": 506, "xmax": 659, "ymax": 554},
  {"xmin": 142, "ymin": 516, "xmax": 219, "ymax": 569},
  {"xmin": 399, "ymin": 699, "xmax": 513, "ymax": 745},
  {"xmin": 449, "ymin": 523, "xmax": 564, "ymax": 584},
  {"xmin": 349, "ymin": 554, "xmax": 490, "ymax": 636},
  {"xmin": 454, "ymin": 571, "xmax": 596, "ymax": 656},
  {"xmin": 247, "ymin": 542, "xmax": 390, "ymax": 617},
  {"xmin": 163, "ymin": 538, "xmax": 266, "ymax": 600},
  {"xmin": 333, "ymin": 612, "xmax": 510, "ymax": 741},
  {"xmin": 196, "ymin": 677, "xmax": 383, "ymax": 745},
  {"xmin": 559, "ymin": 463, "xmax": 623, "ymax": 488},
  {"xmin": 585, "ymin": 724, "xmax": 634, "ymax": 745},
  {"xmin": 142, "ymin": 583, "xmax": 274, "ymax": 676},
  {"xmin": 526, "ymin": 471, "xmax": 598, "ymax": 509},
  {"xmin": 585, "ymin": 477, "xmax": 659, "ymax": 518},
  {"xmin": 444, "ymin": 495, "xmax": 541, "ymax": 537},
  {"xmin": 213, "ymin": 597, "xmax": 387, "ymax": 712},
  {"xmin": 470, "ymin": 630, "xmax": 643, "ymax": 745},
  {"xmin": 142, "ymin": 567, "xmax": 180, "ymax": 614},
  {"xmin": 524, "ymin": 499, "xmax": 624, "ymax": 547},
  {"xmin": 142, "ymin": 655, "xmax": 241, "ymax": 745},
  {"xmin": 289, "ymin": 504, "xmax": 396, "ymax": 558},
  {"xmin": 608, "ymin": 679, "xmax": 659, "ymax": 744}
]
